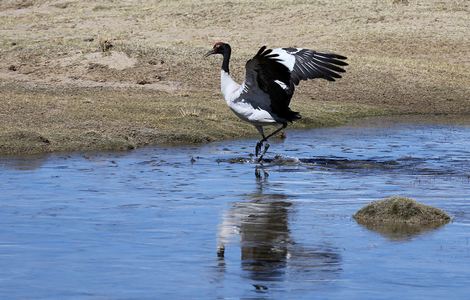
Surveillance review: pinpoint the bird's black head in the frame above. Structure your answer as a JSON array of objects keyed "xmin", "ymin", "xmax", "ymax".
[{"xmin": 204, "ymin": 42, "xmax": 231, "ymax": 57}]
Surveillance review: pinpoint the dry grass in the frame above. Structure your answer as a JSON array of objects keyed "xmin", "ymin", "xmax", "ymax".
[
  {"xmin": 0, "ymin": 85, "xmax": 379, "ymax": 154},
  {"xmin": 0, "ymin": 0, "xmax": 469, "ymax": 154}
]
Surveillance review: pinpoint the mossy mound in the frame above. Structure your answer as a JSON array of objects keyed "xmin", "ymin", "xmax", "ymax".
[
  {"xmin": 354, "ymin": 196, "xmax": 450, "ymax": 226},
  {"xmin": 354, "ymin": 196, "xmax": 451, "ymax": 240}
]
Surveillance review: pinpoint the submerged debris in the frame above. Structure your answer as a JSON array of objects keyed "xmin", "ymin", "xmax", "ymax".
[
  {"xmin": 270, "ymin": 155, "xmax": 300, "ymax": 165},
  {"xmin": 354, "ymin": 196, "xmax": 451, "ymax": 240},
  {"xmin": 216, "ymin": 157, "xmax": 251, "ymax": 164},
  {"xmin": 253, "ymin": 284, "xmax": 268, "ymax": 291}
]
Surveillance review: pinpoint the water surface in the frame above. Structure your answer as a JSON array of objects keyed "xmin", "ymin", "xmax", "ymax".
[{"xmin": 1, "ymin": 118, "xmax": 469, "ymax": 299}]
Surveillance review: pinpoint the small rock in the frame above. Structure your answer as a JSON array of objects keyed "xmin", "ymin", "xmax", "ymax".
[
  {"xmin": 39, "ymin": 136, "xmax": 50, "ymax": 144},
  {"xmin": 84, "ymin": 37, "xmax": 94, "ymax": 42},
  {"xmin": 8, "ymin": 65, "xmax": 17, "ymax": 71},
  {"xmin": 87, "ymin": 63, "xmax": 107, "ymax": 70},
  {"xmin": 99, "ymin": 39, "xmax": 113, "ymax": 52},
  {"xmin": 137, "ymin": 79, "xmax": 151, "ymax": 85},
  {"xmin": 53, "ymin": 2, "xmax": 70, "ymax": 9}
]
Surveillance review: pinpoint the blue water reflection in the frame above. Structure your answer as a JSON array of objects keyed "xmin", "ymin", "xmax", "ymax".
[{"xmin": 1, "ymin": 118, "xmax": 469, "ymax": 299}]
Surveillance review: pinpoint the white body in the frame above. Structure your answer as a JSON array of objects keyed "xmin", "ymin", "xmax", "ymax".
[{"xmin": 221, "ymin": 70, "xmax": 279, "ymax": 126}]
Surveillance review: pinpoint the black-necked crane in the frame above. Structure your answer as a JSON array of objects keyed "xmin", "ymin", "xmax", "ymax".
[{"xmin": 205, "ymin": 42, "xmax": 348, "ymax": 162}]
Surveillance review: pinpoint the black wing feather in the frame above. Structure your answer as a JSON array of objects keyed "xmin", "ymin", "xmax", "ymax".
[
  {"xmin": 244, "ymin": 46, "xmax": 348, "ymax": 122},
  {"xmin": 283, "ymin": 48, "xmax": 348, "ymax": 84},
  {"xmin": 311, "ymin": 58, "xmax": 346, "ymax": 73},
  {"xmin": 248, "ymin": 46, "xmax": 300, "ymax": 122}
]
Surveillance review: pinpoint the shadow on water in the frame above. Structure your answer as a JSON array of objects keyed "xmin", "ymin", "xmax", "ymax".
[
  {"xmin": 218, "ymin": 155, "xmax": 470, "ymax": 177},
  {"xmin": 217, "ymin": 175, "xmax": 341, "ymax": 285},
  {"xmin": 0, "ymin": 154, "xmax": 50, "ymax": 170},
  {"xmin": 357, "ymin": 221, "xmax": 450, "ymax": 241}
]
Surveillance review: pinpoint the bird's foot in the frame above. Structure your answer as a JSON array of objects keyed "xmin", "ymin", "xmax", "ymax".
[
  {"xmin": 217, "ymin": 245, "xmax": 225, "ymax": 258},
  {"xmin": 263, "ymin": 168, "xmax": 269, "ymax": 178},
  {"xmin": 255, "ymin": 167, "xmax": 261, "ymax": 178},
  {"xmin": 255, "ymin": 165, "xmax": 269, "ymax": 179}
]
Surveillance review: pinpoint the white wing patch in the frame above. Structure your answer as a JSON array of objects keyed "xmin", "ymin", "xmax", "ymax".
[
  {"xmin": 274, "ymin": 80, "xmax": 288, "ymax": 90},
  {"xmin": 270, "ymin": 48, "xmax": 297, "ymax": 71}
]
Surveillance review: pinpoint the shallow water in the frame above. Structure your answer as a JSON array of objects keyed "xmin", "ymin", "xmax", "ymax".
[{"xmin": 1, "ymin": 119, "xmax": 470, "ymax": 299}]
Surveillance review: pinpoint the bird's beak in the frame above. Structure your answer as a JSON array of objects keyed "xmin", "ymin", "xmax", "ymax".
[{"xmin": 204, "ymin": 49, "xmax": 215, "ymax": 57}]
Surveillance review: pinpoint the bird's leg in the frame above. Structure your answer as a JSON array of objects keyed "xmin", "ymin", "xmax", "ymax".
[
  {"xmin": 255, "ymin": 141, "xmax": 263, "ymax": 157},
  {"xmin": 262, "ymin": 123, "xmax": 288, "ymax": 143},
  {"xmin": 254, "ymin": 126, "xmax": 266, "ymax": 158},
  {"xmin": 257, "ymin": 143, "xmax": 270, "ymax": 162},
  {"xmin": 257, "ymin": 123, "xmax": 287, "ymax": 162},
  {"xmin": 255, "ymin": 166, "xmax": 262, "ymax": 178}
]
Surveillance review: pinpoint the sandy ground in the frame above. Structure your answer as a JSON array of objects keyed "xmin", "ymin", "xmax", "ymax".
[{"xmin": 0, "ymin": 0, "xmax": 469, "ymax": 154}]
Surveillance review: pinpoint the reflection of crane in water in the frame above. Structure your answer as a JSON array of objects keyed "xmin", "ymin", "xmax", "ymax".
[
  {"xmin": 218, "ymin": 191, "xmax": 291, "ymax": 280},
  {"xmin": 217, "ymin": 177, "xmax": 341, "ymax": 283}
]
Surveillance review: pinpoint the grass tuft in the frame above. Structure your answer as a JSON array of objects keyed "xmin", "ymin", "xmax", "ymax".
[
  {"xmin": 354, "ymin": 196, "xmax": 450, "ymax": 225},
  {"xmin": 353, "ymin": 196, "xmax": 451, "ymax": 240}
]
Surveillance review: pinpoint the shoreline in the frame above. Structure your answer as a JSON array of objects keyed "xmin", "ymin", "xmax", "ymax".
[{"xmin": 2, "ymin": 109, "xmax": 469, "ymax": 157}]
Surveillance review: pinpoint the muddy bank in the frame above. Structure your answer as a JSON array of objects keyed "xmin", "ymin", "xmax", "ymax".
[{"xmin": 0, "ymin": 83, "xmax": 387, "ymax": 155}]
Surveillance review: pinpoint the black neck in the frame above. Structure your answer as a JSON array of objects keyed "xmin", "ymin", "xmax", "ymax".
[{"xmin": 221, "ymin": 45, "xmax": 231, "ymax": 73}]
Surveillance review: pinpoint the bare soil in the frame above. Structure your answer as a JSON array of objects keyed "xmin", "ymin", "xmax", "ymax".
[{"xmin": 1, "ymin": 0, "xmax": 469, "ymax": 155}]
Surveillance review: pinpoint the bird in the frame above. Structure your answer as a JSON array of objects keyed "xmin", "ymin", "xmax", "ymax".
[{"xmin": 205, "ymin": 42, "xmax": 348, "ymax": 162}]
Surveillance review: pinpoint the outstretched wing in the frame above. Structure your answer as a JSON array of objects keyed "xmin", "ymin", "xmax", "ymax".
[
  {"xmin": 242, "ymin": 46, "xmax": 347, "ymax": 122},
  {"xmin": 275, "ymin": 47, "xmax": 348, "ymax": 84},
  {"xmin": 243, "ymin": 46, "xmax": 300, "ymax": 122}
]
